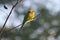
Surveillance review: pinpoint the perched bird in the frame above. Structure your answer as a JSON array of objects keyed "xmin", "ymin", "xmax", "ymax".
[{"xmin": 20, "ymin": 9, "xmax": 35, "ymax": 31}]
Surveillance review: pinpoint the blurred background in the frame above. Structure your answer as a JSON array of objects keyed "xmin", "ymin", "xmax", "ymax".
[{"xmin": 0, "ymin": 0, "xmax": 60, "ymax": 40}]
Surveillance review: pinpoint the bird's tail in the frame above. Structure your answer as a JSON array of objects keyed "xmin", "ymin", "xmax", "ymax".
[
  {"xmin": 19, "ymin": 22, "xmax": 28, "ymax": 31},
  {"xmin": 19, "ymin": 24, "xmax": 24, "ymax": 31}
]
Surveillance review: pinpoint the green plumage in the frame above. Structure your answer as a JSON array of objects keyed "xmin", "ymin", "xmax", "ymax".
[
  {"xmin": 20, "ymin": 13, "xmax": 29, "ymax": 31},
  {"xmin": 22, "ymin": 13, "xmax": 29, "ymax": 25},
  {"xmin": 19, "ymin": 9, "xmax": 34, "ymax": 31}
]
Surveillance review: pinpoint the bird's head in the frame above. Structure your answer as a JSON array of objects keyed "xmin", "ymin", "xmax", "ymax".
[{"xmin": 28, "ymin": 9, "xmax": 34, "ymax": 13}]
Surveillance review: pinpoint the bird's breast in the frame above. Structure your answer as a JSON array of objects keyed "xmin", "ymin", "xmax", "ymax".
[{"xmin": 29, "ymin": 13, "xmax": 34, "ymax": 19}]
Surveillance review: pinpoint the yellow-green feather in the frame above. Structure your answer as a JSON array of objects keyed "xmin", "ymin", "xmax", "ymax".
[{"xmin": 20, "ymin": 9, "xmax": 34, "ymax": 31}]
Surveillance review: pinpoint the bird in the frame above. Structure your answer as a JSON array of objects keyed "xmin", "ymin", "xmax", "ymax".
[{"xmin": 19, "ymin": 9, "xmax": 35, "ymax": 31}]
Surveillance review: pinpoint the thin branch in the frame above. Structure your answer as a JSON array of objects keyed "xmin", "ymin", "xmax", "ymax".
[
  {"xmin": 0, "ymin": 0, "xmax": 23, "ymax": 40},
  {"xmin": 8, "ymin": 24, "xmax": 22, "ymax": 31}
]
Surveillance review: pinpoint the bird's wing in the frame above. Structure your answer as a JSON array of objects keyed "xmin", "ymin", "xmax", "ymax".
[{"xmin": 22, "ymin": 13, "xmax": 29, "ymax": 25}]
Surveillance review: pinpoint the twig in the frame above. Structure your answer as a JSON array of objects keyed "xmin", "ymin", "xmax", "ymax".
[
  {"xmin": 0, "ymin": 0, "xmax": 23, "ymax": 40},
  {"xmin": 8, "ymin": 24, "xmax": 22, "ymax": 31}
]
